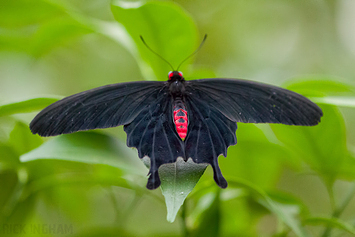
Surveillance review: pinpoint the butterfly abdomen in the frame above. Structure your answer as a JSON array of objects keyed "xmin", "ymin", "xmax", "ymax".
[{"xmin": 173, "ymin": 99, "xmax": 188, "ymax": 140}]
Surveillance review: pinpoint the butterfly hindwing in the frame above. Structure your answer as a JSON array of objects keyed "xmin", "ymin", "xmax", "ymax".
[
  {"xmin": 124, "ymin": 89, "xmax": 185, "ymax": 189},
  {"xmin": 184, "ymin": 94, "xmax": 238, "ymax": 188},
  {"xmin": 185, "ymin": 79, "xmax": 322, "ymax": 125},
  {"xmin": 30, "ymin": 81, "xmax": 165, "ymax": 136}
]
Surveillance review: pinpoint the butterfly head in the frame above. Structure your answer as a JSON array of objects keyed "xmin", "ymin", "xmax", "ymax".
[{"xmin": 168, "ymin": 71, "xmax": 184, "ymax": 81}]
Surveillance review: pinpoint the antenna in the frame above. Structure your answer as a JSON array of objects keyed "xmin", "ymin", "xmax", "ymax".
[
  {"xmin": 139, "ymin": 35, "xmax": 174, "ymax": 71},
  {"xmin": 176, "ymin": 34, "xmax": 207, "ymax": 71},
  {"xmin": 140, "ymin": 34, "xmax": 208, "ymax": 72}
]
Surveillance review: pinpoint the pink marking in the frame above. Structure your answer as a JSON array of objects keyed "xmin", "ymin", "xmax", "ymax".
[{"xmin": 174, "ymin": 108, "xmax": 188, "ymax": 140}]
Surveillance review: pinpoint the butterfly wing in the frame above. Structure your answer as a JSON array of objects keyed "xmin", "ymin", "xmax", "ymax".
[
  {"xmin": 184, "ymin": 94, "xmax": 237, "ymax": 188},
  {"xmin": 31, "ymin": 77, "xmax": 323, "ymax": 190},
  {"xmin": 124, "ymin": 88, "xmax": 185, "ymax": 189},
  {"xmin": 185, "ymin": 78, "xmax": 322, "ymax": 125},
  {"xmin": 30, "ymin": 81, "xmax": 165, "ymax": 136},
  {"xmin": 184, "ymin": 78, "xmax": 322, "ymax": 188}
]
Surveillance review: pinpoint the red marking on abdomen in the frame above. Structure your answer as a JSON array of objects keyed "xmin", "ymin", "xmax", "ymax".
[{"xmin": 174, "ymin": 108, "xmax": 188, "ymax": 140}]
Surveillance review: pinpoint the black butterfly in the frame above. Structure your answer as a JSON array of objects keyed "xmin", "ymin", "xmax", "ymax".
[{"xmin": 30, "ymin": 70, "xmax": 322, "ymax": 190}]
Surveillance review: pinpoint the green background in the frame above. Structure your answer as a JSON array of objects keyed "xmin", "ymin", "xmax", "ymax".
[{"xmin": 1, "ymin": 0, "xmax": 355, "ymax": 236}]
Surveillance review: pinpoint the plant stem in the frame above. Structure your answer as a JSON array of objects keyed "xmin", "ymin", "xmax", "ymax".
[
  {"xmin": 181, "ymin": 201, "xmax": 190, "ymax": 237},
  {"xmin": 327, "ymin": 183, "xmax": 336, "ymax": 212},
  {"xmin": 332, "ymin": 183, "xmax": 355, "ymax": 219},
  {"xmin": 321, "ymin": 181, "xmax": 355, "ymax": 237}
]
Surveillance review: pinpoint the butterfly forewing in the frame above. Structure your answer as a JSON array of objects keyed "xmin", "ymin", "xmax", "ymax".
[
  {"xmin": 30, "ymin": 81, "xmax": 165, "ymax": 136},
  {"xmin": 185, "ymin": 79, "xmax": 322, "ymax": 125}
]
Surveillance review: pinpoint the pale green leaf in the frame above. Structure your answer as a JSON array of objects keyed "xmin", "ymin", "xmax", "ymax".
[
  {"xmin": 20, "ymin": 132, "xmax": 146, "ymax": 175},
  {"xmin": 152, "ymin": 157, "xmax": 207, "ymax": 223},
  {"xmin": 310, "ymin": 96, "xmax": 355, "ymax": 108},
  {"xmin": 0, "ymin": 97, "xmax": 61, "ymax": 117}
]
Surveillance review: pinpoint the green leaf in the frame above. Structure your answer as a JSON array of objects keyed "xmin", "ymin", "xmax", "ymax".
[
  {"xmin": 309, "ymin": 96, "xmax": 355, "ymax": 108},
  {"xmin": 0, "ymin": 0, "xmax": 93, "ymax": 56},
  {"xmin": 155, "ymin": 158, "xmax": 207, "ymax": 223},
  {"xmin": 191, "ymin": 191, "xmax": 221, "ymax": 237},
  {"xmin": 8, "ymin": 121, "xmax": 43, "ymax": 156},
  {"xmin": 0, "ymin": 192, "xmax": 36, "ymax": 231},
  {"xmin": 20, "ymin": 132, "xmax": 146, "ymax": 175},
  {"xmin": 285, "ymin": 79, "xmax": 354, "ymax": 97},
  {"xmin": 111, "ymin": 1, "xmax": 199, "ymax": 80},
  {"xmin": 0, "ymin": 145, "xmax": 19, "ymax": 168},
  {"xmin": 29, "ymin": 17, "xmax": 94, "ymax": 57},
  {"xmin": 271, "ymin": 105, "xmax": 348, "ymax": 184},
  {"xmin": 72, "ymin": 227, "xmax": 135, "ymax": 237},
  {"xmin": 0, "ymin": 97, "xmax": 61, "ymax": 117},
  {"xmin": 0, "ymin": 0, "xmax": 64, "ymax": 28},
  {"xmin": 304, "ymin": 217, "xmax": 355, "ymax": 235},
  {"xmin": 229, "ymin": 178, "xmax": 309, "ymax": 237},
  {"xmin": 220, "ymin": 124, "xmax": 299, "ymax": 189},
  {"xmin": 275, "ymin": 80, "xmax": 355, "ymax": 182},
  {"xmin": 285, "ymin": 80, "xmax": 355, "ymax": 107},
  {"xmin": 0, "ymin": 170, "xmax": 18, "ymax": 211}
]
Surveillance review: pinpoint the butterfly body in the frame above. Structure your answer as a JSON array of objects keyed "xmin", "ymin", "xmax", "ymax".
[
  {"xmin": 173, "ymin": 99, "xmax": 188, "ymax": 140},
  {"xmin": 167, "ymin": 71, "xmax": 189, "ymax": 140},
  {"xmin": 30, "ymin": 71, "xmax": 322, "ymax": 190}
]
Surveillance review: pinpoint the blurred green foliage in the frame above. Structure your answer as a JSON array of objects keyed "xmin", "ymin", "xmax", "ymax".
[{"xmin": 1, "ymin": 0, "xmax": 355, "ymax": 236}]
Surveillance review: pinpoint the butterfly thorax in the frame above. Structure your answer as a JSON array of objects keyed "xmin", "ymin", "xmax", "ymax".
[{"xmin": 168, "ymin": 71, "xmax": 185, "ymax": 96}]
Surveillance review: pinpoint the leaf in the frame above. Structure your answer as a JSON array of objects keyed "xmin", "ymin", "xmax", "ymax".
[
  {"xmin": 0, "ymin": 0, "xmax": 64, "ymax": 28},
  {"xmin": 220, "ymin": 124, "xmax": 299, "ymax": 189},
  {"xmin": 0, "ymin": 170, "xmax": 18, "ymax": 211},
  {"xmin": 285, "ymin": 79, "xmax": 354, "ymax": 97},
  {"xmin": 20, "ymin": 132, "xmax": 146, "ymax": 175},
  {"xmin": 0, "ymin": 97, "xmax": 61, "ymax": 117},
  {"xmin": 154, "ymin": 157, "xmax": 207, "ymax": 222},
  {"xmin": 72, "ymin": 227, "xmax": 135, "ymax": 237},
  {"xmin": 29, "ymin": 17, "xmax": 94, "ymax": 57},
  {"xmin": 111, "ymin": 1, "xmax": 199, "ymax": 80},
  {"xmin": 191, "ymin": 191, "xmax": 221, "ymax": 237},
  {"xmin": 304, "ymin": 217, "xmax": 355, "ymax": 235},
  {"xmin": 272, "ymin": 105, "xmax": 348, "ymax": 184},
  {"xmin": 275, "ymin": 80, "xmax": 355, "ymax": 182},
  {"xmin": 229, "ymin": 178, "xmax": 309, "ymax": 237},
  {"xmin": 8, "ymin": 121, "xmax": 43, "ymax": 156},
  {"xmin": 285, "ymin": 80, "xmax": 355, "ymax": 107},
  {"xmin": 0, "ymin": 192, "xmax": 36, "ymax": 231},
  {"xmin": 0, "ymin": 0, "xmax": 93, "ymax": 56},
  {"xmin": 310, "ymin": 96, "xmax": 355, "ymax": 108},
  {"xmin": 0, "ymin": 145, "xmax": 19, "ymax": 168}
]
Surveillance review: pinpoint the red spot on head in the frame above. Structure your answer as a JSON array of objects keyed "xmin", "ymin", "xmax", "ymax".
[
  {"xmin": 168, "ymin": 71, "xmax": 174, "ymax": 80},
  {"xmin": 168, "ymin": 71, "xmax": 184, "ymax": 80}
]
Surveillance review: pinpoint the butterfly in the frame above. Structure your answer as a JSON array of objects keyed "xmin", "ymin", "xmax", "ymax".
[{"xmin": 30, "ymin": 69, "xmax": 323, "ymax": 190}]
